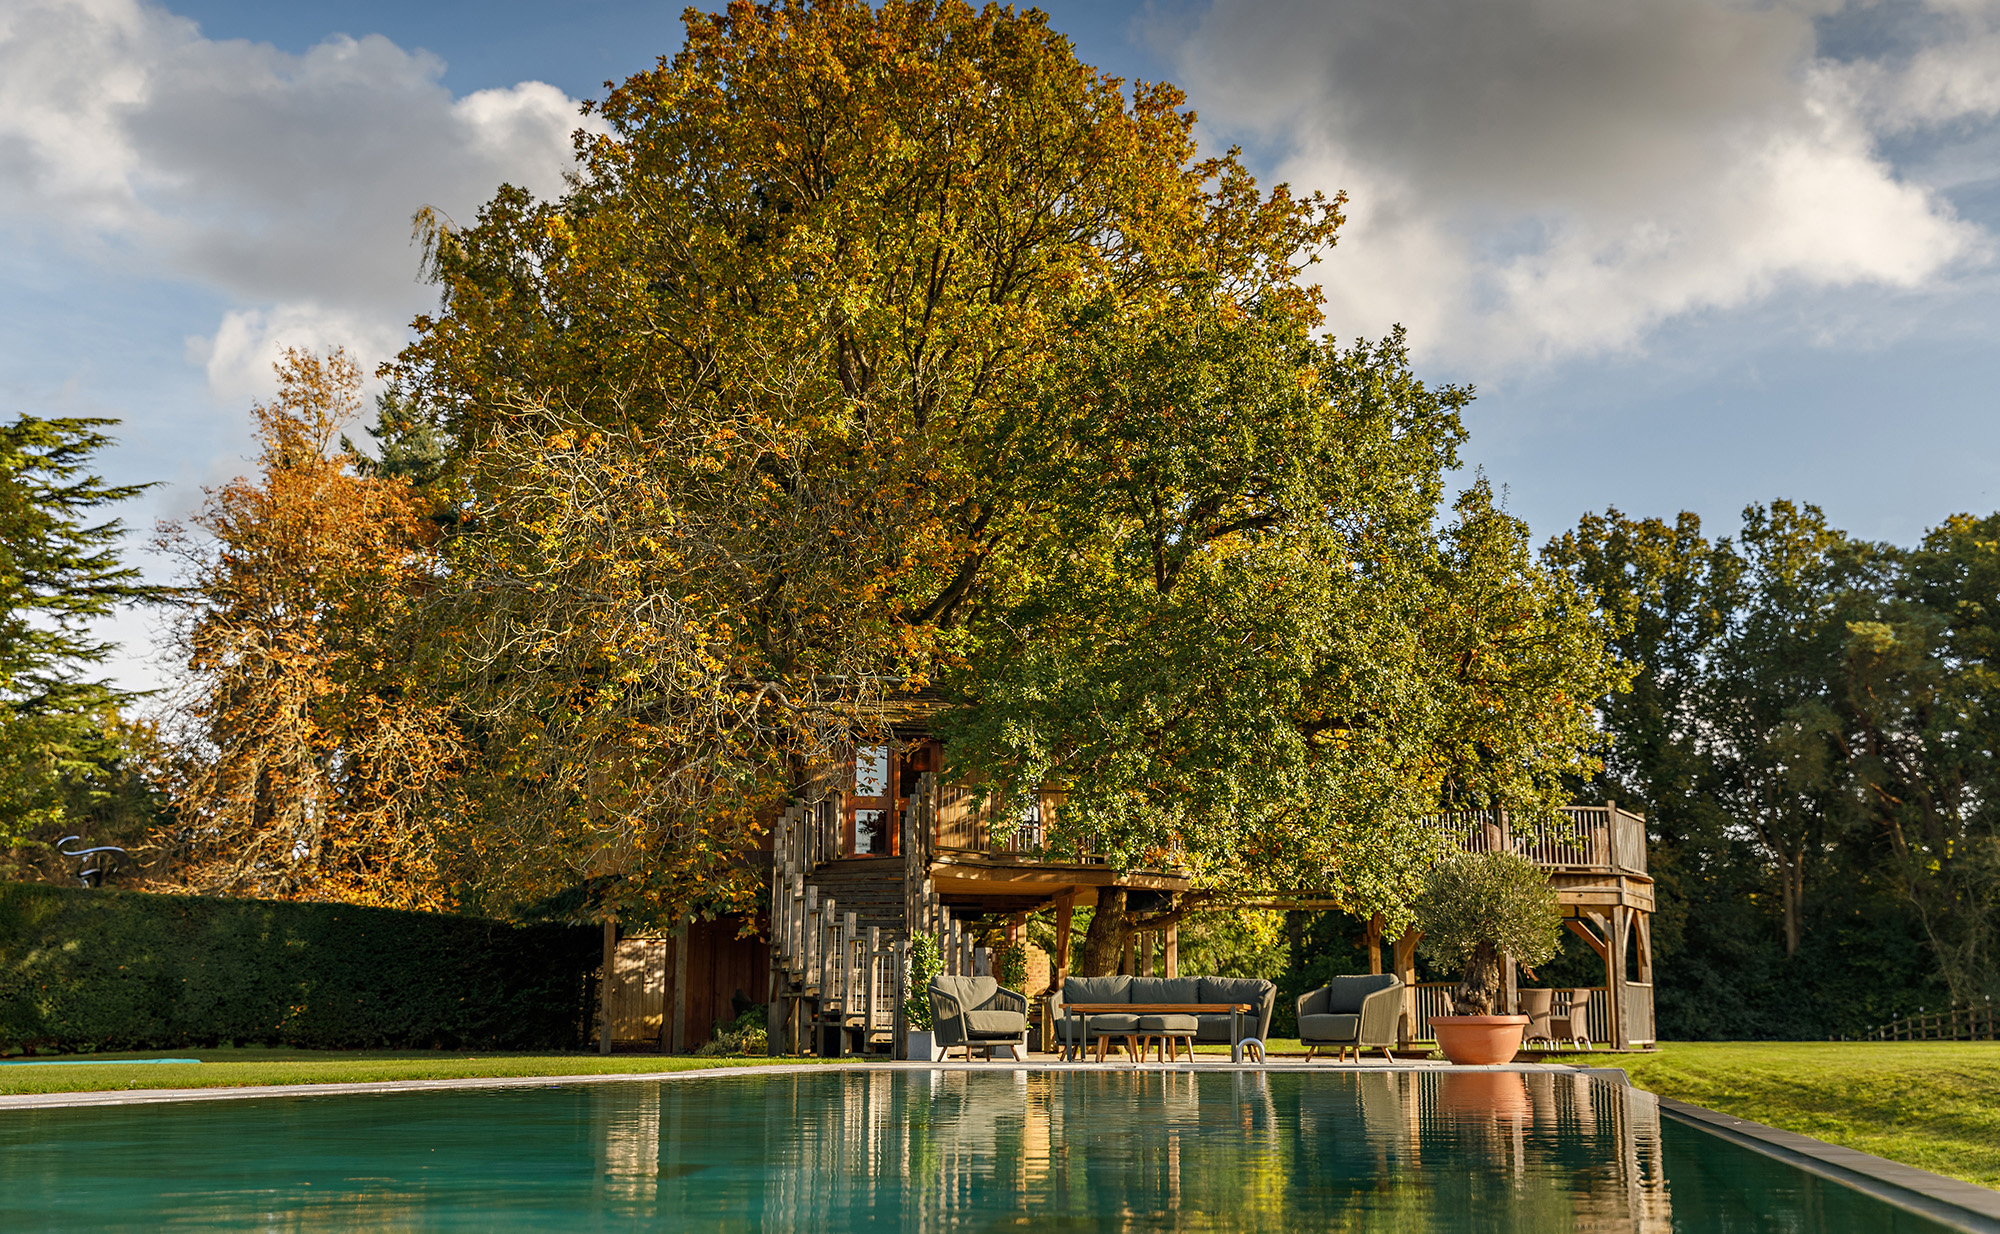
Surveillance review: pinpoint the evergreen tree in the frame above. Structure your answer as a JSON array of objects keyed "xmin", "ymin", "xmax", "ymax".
[{"xmin": 0, "ymin": 415, "xmax": 162, "ymax": 858}]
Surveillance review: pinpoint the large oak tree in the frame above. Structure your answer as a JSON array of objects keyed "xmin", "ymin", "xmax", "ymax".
[{"xmin": 386, "ymin": 0, "xmax": 1616, "ymax": 941}]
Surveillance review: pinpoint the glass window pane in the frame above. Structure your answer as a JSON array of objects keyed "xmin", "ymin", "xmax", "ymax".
[
  {"xmin": 856, "ymin": 746, "xmax": 890, "ymax": 797},
  {"xmin": 855, "ymin": 809, "xmax": 888, "ymax": 855}
]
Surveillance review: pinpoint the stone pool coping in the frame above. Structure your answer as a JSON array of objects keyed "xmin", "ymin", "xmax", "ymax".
[{"xmin": 1656, "ymin": 1095, "xmax": 2000, "ymax": 1234}]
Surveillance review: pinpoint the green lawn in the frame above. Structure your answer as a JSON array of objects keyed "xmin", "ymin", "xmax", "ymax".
[
  {"xmin": 0, "ymin": 1047, "xmax": 809, "ymax": 1097},
  {"xmin": 1624, "ymin": 1041, "xmax": 2000, "ymax": 1190}
]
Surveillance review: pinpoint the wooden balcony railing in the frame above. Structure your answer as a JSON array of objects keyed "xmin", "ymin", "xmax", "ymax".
[
  {"xmin": 1430, "ymin": 804, "xmax": 1647, "ymax": 877},
  {"xmin": 1406, "ymin": 981, "xmax": 1616, "ymax": 1045}
]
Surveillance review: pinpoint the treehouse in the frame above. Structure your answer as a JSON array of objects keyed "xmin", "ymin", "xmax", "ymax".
[
  {"xmin": 1401, "ymin": 804, "xmax": 1656, "ymax": 1050},
  {"xmin": 597, "ymin": 730, "xmax": 1657, "ymax": 1055},
  {"xmin": 762, "ymin": 734, "xmax": 1194, "ymax": 1055}
]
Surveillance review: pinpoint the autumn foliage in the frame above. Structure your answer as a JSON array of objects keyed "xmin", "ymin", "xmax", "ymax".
[{"xmin": 159, "ymin": 350, "xmax": 462, "ymax": 909}]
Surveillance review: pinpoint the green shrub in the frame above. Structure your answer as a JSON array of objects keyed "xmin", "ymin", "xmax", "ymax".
[
  {"xmin": 0, "ymin": 882, "xmax": 601, "ymax": 1054},
  {"xmin": 992, "ymin": 940, "xmax": 1028, "ymax": 991},
  {"xmin": 694, "ymin": 1007, "xmax": 769, "ymax": 1056},
  {"xmin": 904, "ymin": 933, "xmax": 942, "ymax": 1030}
]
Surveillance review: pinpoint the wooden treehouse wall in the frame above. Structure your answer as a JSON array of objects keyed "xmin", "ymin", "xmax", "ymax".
[{"xmin": 605, "ymin": 915, "xmax": 769, "ymax": 1050}]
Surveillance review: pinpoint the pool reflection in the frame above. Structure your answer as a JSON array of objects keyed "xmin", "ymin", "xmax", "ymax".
[
  {"xmin": 0, "ymin": 1068, "xmax": 1963, "ymax": 1229},
  {"xmin": 631, "ymin": 1068, "xmax": 1678, "ymax": 1230}
]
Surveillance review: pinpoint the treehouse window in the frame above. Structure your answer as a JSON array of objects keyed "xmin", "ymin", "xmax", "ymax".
[
  {"xmin": 856, "ymin": 746, "xmax": 891, "ymax": 797},
  {"xmin": 1015, "ymin": 798, "xmax": 1044, "ymax": 849},
  {"xmin": 845, "ymin": 744, "xmax": 898, "ymax": 858}
]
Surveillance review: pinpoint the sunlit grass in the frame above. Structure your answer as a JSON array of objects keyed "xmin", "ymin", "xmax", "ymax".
[
  {"xmin": 0, "ymin": 1047, "xmax": 815, "ymax": 1097},
  {"xmin": 1626, "ymin": 1041, "xmax": 2000, "ymax": 1189}
]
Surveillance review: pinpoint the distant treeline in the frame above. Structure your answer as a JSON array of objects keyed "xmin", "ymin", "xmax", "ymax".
[
  {"xmin": 1281, "ymin": 501, "xmax": 1997, "ymax": 1040},
  {"xmin": 1554, "ymin": 501, "xmax": 1992, "ymax": 1037}
]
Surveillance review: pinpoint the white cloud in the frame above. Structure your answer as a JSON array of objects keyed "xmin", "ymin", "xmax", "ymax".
[
  {"xmin": 185, "ymin": 303, "xmax": 409, "ymax": 409},
  {"xmin": 1163, "ymin": 0, "xmax": 1995, "ymax": 370},
  {"xmin": 0, "ymin": 0, "xmax": 597, "ymax": 399}
]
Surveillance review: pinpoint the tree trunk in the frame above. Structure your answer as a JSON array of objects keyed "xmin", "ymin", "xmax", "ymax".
[
  {"xmin": 1780, "ymin": 850, "xmax": 1804, "ymax": 957},
  {"xmin": 1079, "ymin": 887, "xmax": 1131, "ymax": 977},
  {"xmin": 1454, "ymin": 940, "xmax": 1502, "ymax": 1016}
]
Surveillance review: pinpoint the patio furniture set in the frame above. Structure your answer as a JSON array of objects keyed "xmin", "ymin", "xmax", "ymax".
[
  {"xmin": 1513, "ymin": 987, "xmax": 1593, "ymax": 1049},
  {"xmin": 926, "ymin": 972, "xmax": 1407, "ymax": 1063}
]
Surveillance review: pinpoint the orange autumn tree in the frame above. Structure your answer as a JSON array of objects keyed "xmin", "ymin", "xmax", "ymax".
[{"xmin": 158, "ymin": 349, "xmax": 463, "ymax": 908}]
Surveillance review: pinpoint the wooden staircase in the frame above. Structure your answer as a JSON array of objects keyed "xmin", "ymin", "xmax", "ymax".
[{"xmin": 767, "ymin": 775, "xmax": 984, "ymax": 1056}]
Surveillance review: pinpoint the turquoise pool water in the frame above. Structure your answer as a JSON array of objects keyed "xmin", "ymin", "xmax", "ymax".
[{"xmin": 0, "ymin": 1069, "xmax": 1960, "ymax": 1230}]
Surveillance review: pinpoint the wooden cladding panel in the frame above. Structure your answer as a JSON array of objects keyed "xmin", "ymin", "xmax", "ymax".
[{"xmin": 609, "ymin": 915, "xmax": 770, "ymax": 1050}]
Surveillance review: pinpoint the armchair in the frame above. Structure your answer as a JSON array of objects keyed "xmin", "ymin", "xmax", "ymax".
[
  {"xmin": 1298, "ymin": 974, "xmax": 1403, "ymax": 1062},
  {"xmin": 929, "ymin": 976, "xmax": 1030, "ymax": 1061}
]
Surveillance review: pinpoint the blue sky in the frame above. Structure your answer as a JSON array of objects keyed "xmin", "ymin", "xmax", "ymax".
[{"xmin": 2, "ymin": 0, "xmax": 1998, "ymax": 689}]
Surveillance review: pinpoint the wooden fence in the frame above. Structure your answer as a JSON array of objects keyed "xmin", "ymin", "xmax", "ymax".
[
  {"xmin": 1406, "ymin": 982, "xmax": 1613, "ymax": 1046},
  {"xmin": 1875, "ymin": 1001, "xmax": 1998, "ymax": 1041}
]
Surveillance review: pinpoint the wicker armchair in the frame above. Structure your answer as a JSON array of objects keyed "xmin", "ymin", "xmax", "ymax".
[
  {"xmin": 929, "ymin": 976, "xmax": 1029, "ymax": 1061},
  {"xmin": 1297, "ymin": 975, "xmax": 1403, "ymax": 1062}
]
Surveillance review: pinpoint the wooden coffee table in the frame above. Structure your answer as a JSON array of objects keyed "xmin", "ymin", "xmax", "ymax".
[{"xmin": 1060, "ymin": 1002, "xmax": 1255, "ymax": 1064}]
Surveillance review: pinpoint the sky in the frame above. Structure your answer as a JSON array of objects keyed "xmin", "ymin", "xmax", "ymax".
[{"xmin": 2, "ymin": 0, "xmax": 1998, "ymax": 692}]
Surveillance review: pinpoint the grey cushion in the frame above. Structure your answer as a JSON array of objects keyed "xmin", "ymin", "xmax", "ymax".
[
  {"xmin": 1128, "ymin": 977, "xmax": 1202, "ymax": 1004},
  {"xmin": 1138, "ymin": 1014, "xmax": 1199, "ymax": 1033},
  {"xmin": 1086, "ymin": 1013, "xmax": 1141, "ymax": 1034},
  {"xmin": 1199, "ymin": 977, "xmax": 1276, "ymax": 1039},
  {"xmin": 934, "ymin": 975, "xmax": 1000, "ymax": 1009},
  {"xmin": 1300, "ymin": 1012, "xmax": 1361, "ymax": 1043},
  {"xmin": 964, "ymin": 1009, "xmax": 1027, "ymax": 1037},
  {"xmin": 1064, "ymin": 976, "xmax": 1132, "ymax": 1004},
  {"xmin": 1053, "ymin": 1019, "xmax": 1092, "ymax": 1042},
  {"xmin": 1322, "ymin": 974, "xmax": 1399, "ymax": 1015},
  {"xmin": 1198, "ymin": 977, "xmax": 1270, "ymax": 1010},
  {"xmin": 1194, "ymin": 1014, "xmax": 1239, "ymax": 1042}
]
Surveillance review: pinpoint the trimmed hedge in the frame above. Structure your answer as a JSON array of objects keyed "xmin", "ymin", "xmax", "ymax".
[{"xmin": 0, "ymin": 882, "xmax": 601, "ymax": 1053}]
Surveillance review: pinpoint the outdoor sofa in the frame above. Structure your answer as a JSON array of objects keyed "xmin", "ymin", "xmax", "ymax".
[
  {"xmin": 928, "ymin": 975, "xmax": 1030, "ymax": 1060},
  {"xmin": 1046, "ymin": 975, "xmax": 1277, "ymax": 1061},
  {"xmin": 1297, "ymin": 974, "xmax": 1403, "ymax": 1062}
]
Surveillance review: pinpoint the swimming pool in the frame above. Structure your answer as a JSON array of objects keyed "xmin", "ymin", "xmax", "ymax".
[{"xmin": 0, "ymin": 1068, "xmax": 1964, "ymax": 1230}]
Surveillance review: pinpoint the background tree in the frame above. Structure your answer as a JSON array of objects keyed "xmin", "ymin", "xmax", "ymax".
[
  {"xmin": 1845, "ymin": 514, "xmax": 2000, "ymax": 1005},
  {"xmin": 0, "ymin": 415, "xmax": 162, "ymax": 872},
  {"xmin": 1547, "ymin": 502, "xmax": 1940, "ymax": 1037},
  {"xmin": 158, "ymin": 350, "xmax": 463, "ymax": 909}
]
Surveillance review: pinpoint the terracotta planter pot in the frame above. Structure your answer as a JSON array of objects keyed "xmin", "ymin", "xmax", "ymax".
[{"xmin": 1429, "ymin": 1015, "xmax": 1528, "ymax": 1065}]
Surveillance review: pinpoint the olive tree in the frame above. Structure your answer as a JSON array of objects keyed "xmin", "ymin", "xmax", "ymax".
[{"xmin": 1415, "ymin": 850, "xmax": 1561, "ymax": 1016}]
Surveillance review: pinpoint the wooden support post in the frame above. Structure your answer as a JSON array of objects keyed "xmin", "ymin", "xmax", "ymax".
[
  {"xmin": 1053, "ymin": 894, "xmax": 1073, "ymax": 986},
  {"xmin": 840, "ymin": 911, "xmax": 858, "ymax": 1058},
  {"xmin": 1610, "ymin": 906, "xmax": 1632, "ymax": 1050},
  {"xmin": 1140, "ymin": 932, "xmax": 1155, "ymax": 978},
  {"xmin": 1365, "ymin": 913, "xmax": 1385, "ymax": 976},
  {"xmin": 891, "ymin": 938, "xmax": 908, "ymax": 1060},
  {"xmin": 1392, "ymin": 927, "xmax": 1422, "ymax": 1047},
  {"xmin": 1501, "ymin": 951, "xmax": 1518, "ymax": 1016},
  {"xmin": 1164, "ymin": 922, "xmax": 1179, "ymax": 979},
  {"xmin": 1120, "ymin": 933, "xmax": 1135, "ymax": 977},
  {"xmin": 865, "ymin": 926, "xmax": 881, "ymax": 1053},
  {"xmin": 670, "ymin": 918, "xmax": 689, "ymax": 1054},
  {"xmin": 599, "ymin": 918, "xmax": 617, "ymax": 1056},
  {"xmin": 805, "ymin": 886, "xmax": 820, "ymax": 983}
]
